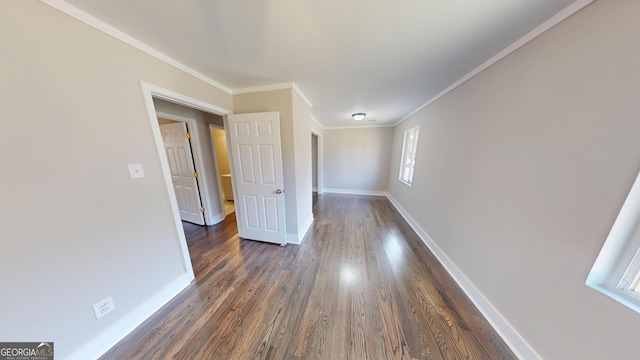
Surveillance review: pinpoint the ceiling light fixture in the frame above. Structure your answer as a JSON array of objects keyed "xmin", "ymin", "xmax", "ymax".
[{"xmin": 352, "ymin": 113, "xmax": 366, "ymax": 121}]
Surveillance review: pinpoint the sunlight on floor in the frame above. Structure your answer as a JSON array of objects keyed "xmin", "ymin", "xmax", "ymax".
[{"xmin": 224, "ymin": 200, "xmax": 235, "ymax": 216}]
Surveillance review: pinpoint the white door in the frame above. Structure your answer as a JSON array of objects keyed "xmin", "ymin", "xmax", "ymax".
[
  {"xmin": 227, "ymin": 112, "xmax": 286, "ymax": 244},
  {"xmin": 160, "ymin": 122, "xmax": 205, "ymax": 225}
]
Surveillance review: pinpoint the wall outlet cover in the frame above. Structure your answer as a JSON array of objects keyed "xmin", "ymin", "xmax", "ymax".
[
  {"xmin": 93, "ymin": 296, "xmax": 115, "ymax": 319},
  {"xmin": 128, "ymin": 164, "xmax": 145, "ymax": 179}
]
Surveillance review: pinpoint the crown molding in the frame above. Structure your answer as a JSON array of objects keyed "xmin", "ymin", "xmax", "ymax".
[
  {"xmin": 323, "ymin": 124, "xmax": 395, "ymax": 130},
  {"xmin": 233, "ymin": 82, "xmax": 313, "ymax": 108},
  {"xmin": 292, "ymin": 84, "xmax": 313, "ymax": 108},
  {"xmin": 40, "ymin": 0, "xmax": 233, "ymax": 94},
  {"xmin": 394, "ymin": 0, "xmax": 594, "ymax": 126},
  {"xmin": 311, "ymin": 116, "xmax": 325, "ymax": 130},
  {"xmin": 232, "ymin": 82, "xmax": 294, "ymax": 95}
]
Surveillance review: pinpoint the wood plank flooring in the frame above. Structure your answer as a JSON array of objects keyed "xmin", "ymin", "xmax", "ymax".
[{"xmin": 100, "ymin": 194, "xmax": 517, "ymax": 360}]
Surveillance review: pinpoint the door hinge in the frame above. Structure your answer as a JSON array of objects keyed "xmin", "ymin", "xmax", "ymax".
[
  {"xmin": 199, "ymin": 207, "xmax": 205, "ymax": 213},
  {"xmin": 193, "ymin": 171, "xmax": 198, "ymax": 178},
  {"xmin": 185, "ymin": 132, "xmax": 191, "ymax": 139}
]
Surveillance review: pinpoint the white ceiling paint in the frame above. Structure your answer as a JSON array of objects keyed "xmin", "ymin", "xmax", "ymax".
[{"xmin": 55, "ymin": 0, "xmax": 586, "ymax": 127}]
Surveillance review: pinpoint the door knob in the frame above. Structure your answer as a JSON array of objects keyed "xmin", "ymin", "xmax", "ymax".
[{"xmin": 275, "ymin": 189, "xmax": 282, "ymax": 194}]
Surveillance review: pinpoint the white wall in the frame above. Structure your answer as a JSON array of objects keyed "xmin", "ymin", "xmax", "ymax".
[
  {"xmin": 310, "ymin": 118, "xmax": 324, "ymax": 194},
  {"xmin": 233, "ymin": 88, "xmax": 313, "ymax": 243},
  {"xmin": 324, "ymin": 127, "xmax": 394, "ymax": 194},
  {"xmin": 154, "ymin": 98, "xmax": 226, "ymax": 223},
  {"xmin": 291, "ymin": 90, "xmax": 314, "ymax": 241},
  {"xmin": 310, "ymin": 117, "xmax": 324, "ymax": 136},
  {"xmin": 388, "ymin": 0, "xmax": 640, "ymax": 358},
  {"xmin": 0, "ymin": 2, "xmax": 232, "ymax": 358},
  {"xmin": 312, "ymin": 135, "xmax": 318, "ymax": 191}
]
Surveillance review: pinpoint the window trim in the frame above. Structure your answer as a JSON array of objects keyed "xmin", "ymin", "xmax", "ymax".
[
  {"xmin": 398, "ymin": 126, "xmax": 420, "ymax": 186},
  {"xmin": 586, "ymin": 169, "xmax": 640, "ymax": 314}
]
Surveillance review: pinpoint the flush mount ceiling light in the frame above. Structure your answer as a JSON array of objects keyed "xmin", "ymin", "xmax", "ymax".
[{"xmin": 352, "ymin": 113, "xmax": 366, "ymax": 121}]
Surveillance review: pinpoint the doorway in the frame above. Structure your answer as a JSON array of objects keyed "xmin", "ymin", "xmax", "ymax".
[
  {"xmin": 141, "ymin": 82, "xmax": 233, "ymax": 280},
  {"xmin": 311, "ymin": 132, "xmax": 323, "ymax": 194},
  {"xmin": 211, "ymin": 125, "xmax": 235, "ymax": 217},
  {"xmin": 153, "ymin": 97, "xmax": 231, "ymax": 227},
  {"xmin": 159, "ymin": 119, "xmax": 206, "ymax": 225}
]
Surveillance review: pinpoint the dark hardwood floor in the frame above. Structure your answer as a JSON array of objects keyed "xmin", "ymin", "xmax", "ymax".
[{"xmin": 100, "ymin": 194, "xmax": 516, "ymax": 360}]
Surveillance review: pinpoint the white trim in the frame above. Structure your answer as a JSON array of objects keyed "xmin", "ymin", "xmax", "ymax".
[
  {"xmin": 323, "ymin": 189, "xmax": 388, "ymax": 197},
  {"xmin": 394, "ymin": 0, "xmax": 594, "ymax": 126},
  {"xmin": 233, "ymin": 82, "xmax": 313, "ymax": 108},
  {"xmin": 144, "ymin": 84, "xmax": 232, "ymax": 116},
  {"xmin": 40, "ymin": 0, "xmax": 233, "ymax": 95},
  {"xmin": 68, "ymin": 273, "xmax": 192, "ymax": 360},
  {"xmin": 385, "ymin": 194, "xmax": 542, "ymax": 360},
  {"xmin": 210, "ymin": 211, "xmax": 226, "ymax": 225},
  {"xmin": 141, "ymin": 84, "xmax": 196, "ymax": 281},
  {"xmin": 292, "ymin": 83, "xmax": 313, "ymax": 108},
  {"xmin": 287, "ymin": 214, "xmax": 314, "ymax": 245},
  {"xmin": 311, "ymin": 131, "xmax": 324, "ymax": 195},
  {"xmin": 232, "ymin": 82, "xmax": 294, "ymax": 95},
  {"xmin": 311, "ymin": 116, "xmax": 325, "ymax": 130},
  {"xmin": 323, "ymin": 124, "xmax": 395, "ymax": 130},
  {"xmin": 398, "ymin": 126, "xmax": 419, "ymax": 186},
  {"xmin": 586, "ymin": 168, "xmax": 640, "ymax": 314}
]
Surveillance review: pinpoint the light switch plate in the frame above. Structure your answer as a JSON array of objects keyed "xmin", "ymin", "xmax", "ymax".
[{"xmin": 128, "ymin": 164, "xmax": 145, "ymax": 179}]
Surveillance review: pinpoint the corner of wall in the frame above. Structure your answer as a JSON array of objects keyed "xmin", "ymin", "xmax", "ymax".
[
  {"xmin": 287, "ymin": 214, "xmax": 314, "ymax": 245},
  {"xmin": 68, "ymin": 273, "xmax": 193, "ymax": 360},
  {"xmin": 385, "ymin": 193, "xmax": 542, "ymax": 360}
]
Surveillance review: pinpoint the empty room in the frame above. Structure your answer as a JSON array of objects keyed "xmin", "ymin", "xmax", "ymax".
[{"xmin": 3, "ymin": 0, "xmax": 640, "ymax": 359}]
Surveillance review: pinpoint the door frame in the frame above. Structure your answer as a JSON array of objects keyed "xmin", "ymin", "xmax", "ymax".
[
  {"xmin": 157, "ymin": 112, "xmax": 211, "ymax": 225},
  {"xmin": 209, "ymin": 123, "xmax": 229, "ymax": 218},
  {"xmin": 311, "ymin": 130, "xmax": 324, "ymax": 194},
  {"xmin": 141, "ymin": 81, "xmax": 232, "ymax": 279}
]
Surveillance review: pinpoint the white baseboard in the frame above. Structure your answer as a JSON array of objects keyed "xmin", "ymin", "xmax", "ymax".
[
  {"xmin": 323, "ymin": 188, "xmax": 389, "ymax": 197},
  {"xmin": 68, "ymin": 273, "xmax": 193, "ymax": 360},
  {"xmin": 287, "ymin": 214, "xmax": 314, "ymax": 245},
  {"xmin": 385, "ymin": 194, "xmax": 541, "ymax": 360},
  {"xmin": 209, "ymin": 212, "xmax": 226, "ymax": 225}
]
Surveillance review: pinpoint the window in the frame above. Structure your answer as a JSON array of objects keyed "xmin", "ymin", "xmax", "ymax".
[
  {"xmin": 586, "ymin": 169, "xmax": 640, "ymax": 314},
  {"xmin": 399, "ymin": 126, "xmax": 419, "ymax": 186}
]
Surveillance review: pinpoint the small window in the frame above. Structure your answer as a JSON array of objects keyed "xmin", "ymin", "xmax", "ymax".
[
  {"xmin": 399, "ymin": 126, "xmax": 419, "ymax": 186},
  {"xmin": 586, "ymin": 169, "xmax": 640, "ymax": 314},
  {"xmin": 619, "ymin": 248, "xmax": 640, "ymax": 301}
]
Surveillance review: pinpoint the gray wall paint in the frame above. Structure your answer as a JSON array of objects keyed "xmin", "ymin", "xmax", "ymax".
[
  {"xmin": 0, "ymin": 2, "xmax": 232, "ymax": 358},
  {"xmin": 324, "ymin": 127, "xmax": 394, "ymax": 192},
  {"xmin": 388, "ymin": 1, "xmax": 640, "ymax": 358}
]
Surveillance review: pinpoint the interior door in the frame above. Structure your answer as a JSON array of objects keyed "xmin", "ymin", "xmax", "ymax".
[
  {"xmin": 160, "ymin": 122, "xmax": 205, "ymax": 225},
  {"xmin": 226, "ymin": 112, "xmax": 286, "ymax": 245}
]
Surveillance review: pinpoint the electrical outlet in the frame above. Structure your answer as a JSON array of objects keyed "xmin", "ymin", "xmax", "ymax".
[{"xmin": 93, "ymin": 296, "xmax": 115, "ymax": 320}]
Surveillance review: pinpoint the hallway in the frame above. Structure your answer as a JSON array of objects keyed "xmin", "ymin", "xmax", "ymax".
[{"xmin": 101, "ymin": 194, "xmax": 515, "ymax": 359}]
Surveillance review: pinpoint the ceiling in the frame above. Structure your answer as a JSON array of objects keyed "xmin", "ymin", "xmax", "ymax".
[{"xmin": 61, "ymin": 0, "xmax": 580, "ymax": 128}]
